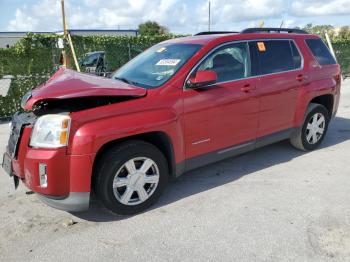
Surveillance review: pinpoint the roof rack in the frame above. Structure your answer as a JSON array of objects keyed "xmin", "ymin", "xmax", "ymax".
[
  {"xmin": 195, "ymin": 31, "xmax": 238, "ymax": 36},
  {"xmin": 241, "ymin": 27, "xmax": 308, "ymax": 34}
]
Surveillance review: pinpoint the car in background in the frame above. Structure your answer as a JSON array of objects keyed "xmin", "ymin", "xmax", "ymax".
[{"xmin": 79, "ymin": 51, "xmax": 107, "ymax": 76}]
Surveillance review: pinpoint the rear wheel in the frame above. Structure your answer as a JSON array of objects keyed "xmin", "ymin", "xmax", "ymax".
[
  {"xmin": 94, "ymin": 141, "xmax": 168, "ymax": 215},
  {"xmin": 290, "ymin": 103, "xmax": 330, "ymax": 151}
]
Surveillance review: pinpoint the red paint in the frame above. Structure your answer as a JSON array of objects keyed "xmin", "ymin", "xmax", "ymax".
[
  {"xmin": 188, "ymin": 70, "xmax": 217, "ymax": 86},
  {"xmin": 24, "ymin": 68, "xmax": 146, "ymax": 110},
  {"xmin": 9, "ymin": 32, "xmax": 340, "ymax": 199}
]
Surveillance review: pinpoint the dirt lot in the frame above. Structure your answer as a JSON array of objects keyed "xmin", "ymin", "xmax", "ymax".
[{"xmin": 0, "ymin": 80, "xmax": 350, "ymax": 262}]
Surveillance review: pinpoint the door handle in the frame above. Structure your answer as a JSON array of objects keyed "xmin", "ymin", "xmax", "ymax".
[
  {"xmin": 241, "ymin": 84, "xmax": 253, "ymax": 93},
  {"xmin": 296, "ymin": 74, "xmax": 307, "ymax": 82}
]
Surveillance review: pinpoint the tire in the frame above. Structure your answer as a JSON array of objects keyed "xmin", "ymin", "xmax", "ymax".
[
  {"xmin": 290, "ymin": 103, "xmax": 330, "ymax": 151},
  {"xmin": 94, "ymin": 140, "xmax": 169, "ymax": 215},
  {"xmin": 96, "ymin": 66, "xmax": 106, "ymax": 77}
]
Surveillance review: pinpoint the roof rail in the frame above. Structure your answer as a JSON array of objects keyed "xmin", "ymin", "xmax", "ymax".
[
  {"xmin": 195, "ymin": 31, "xmax": 238, "ymax": 36},
  {"xmin": 241, "ymin": 27, "xmax": 308, "ymax": 34}
]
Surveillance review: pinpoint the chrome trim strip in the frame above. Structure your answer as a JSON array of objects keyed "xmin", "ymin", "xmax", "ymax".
[
  {"xmin": 183, "ymin": 38, "xmax": 305, "ymax": 90},
  {"xmin": 192, "ymin": 138, "xmax": 211, "ymax": 145}
]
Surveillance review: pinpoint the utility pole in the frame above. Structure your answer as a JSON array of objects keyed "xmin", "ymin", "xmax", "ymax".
[
  {"xmin": 60, "ymin": 0, "xmax": 80, "ymax": 72},
  {"xmin": 60, "ymin": 0, "xmax": 67, "ymax": 67},
  {"xmin": 208, "ymin": 1, "xmax": 211, "ymax": 32}
]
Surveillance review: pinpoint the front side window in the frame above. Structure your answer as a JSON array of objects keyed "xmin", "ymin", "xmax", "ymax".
[
  {"xmin": 255, "ymin": 40, "xmax": 295, "ymax": 75},
  {"xmin": 113, "ymin": 43, "xmax": 202, "ymax": 89},
  {"xmin": 305, "ymin": 39, "xmax": 336, "ymax": 65},
  {"xmin": 196, "ymin": 42, "xmax": 251, "ymax": 82}
]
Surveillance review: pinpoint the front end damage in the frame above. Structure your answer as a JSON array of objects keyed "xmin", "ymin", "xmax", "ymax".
[
  {"xmin": 2, "ymin": 110, "xmax": 93, "ymax": 211},
  {"xmin": 1, "ymin": 68, "xmax": 147, "ymax": 211}
]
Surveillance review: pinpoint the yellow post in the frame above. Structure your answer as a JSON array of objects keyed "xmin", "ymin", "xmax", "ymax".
[
  {"xmin": 67, "ymin": 33, "xmax": 81, "ymax": 72},
  {"xmin": 61, "ymin": 0, "xmax": 67, "ymax": 36},
  {"xmin": 60, "ymin": 0, "xmax": 80, "ymax": 72},
  {"xmin": 61, "ymin": 50, "xmax": 67, "ymax": 67}
]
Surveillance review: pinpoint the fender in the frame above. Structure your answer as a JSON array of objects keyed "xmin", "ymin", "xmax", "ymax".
[
  {"xmin": 293, "ymin": 76, "xmax": 336, "ymax": 127},
  {"xmin": 68, "ymin": 107, "xmax": 185, "ymax": 165}
]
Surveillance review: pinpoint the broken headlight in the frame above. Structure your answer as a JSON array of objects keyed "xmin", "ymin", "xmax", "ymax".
[{"xmin": 30, "ymin": 114, "xmax": 71, "ymax": 148}]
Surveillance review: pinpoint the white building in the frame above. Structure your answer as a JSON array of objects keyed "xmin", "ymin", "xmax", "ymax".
[{"xmin": 0, "ymin": 29, "xmax": 138, "ymax": 48}]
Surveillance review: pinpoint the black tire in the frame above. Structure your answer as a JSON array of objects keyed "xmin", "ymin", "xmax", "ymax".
[
  {"xmin": 290, "ymin": 103, "xmax": 330, "ymax": 151},
  {"xmin": 94, "ymin": 140, "xmax": 169, "ymax": 215},
  {"xmin": 96, "ymin": 66, "xmax": 106, "ymax": 77}
]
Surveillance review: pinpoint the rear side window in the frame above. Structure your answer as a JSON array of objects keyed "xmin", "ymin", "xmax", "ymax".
[
  {"xmin": 305, "ymin": 39, "xmax": 336, "ymax": 65},
  {"xmin": 256, "ymin": 40, "xmax": 295, "ymax": 75}
]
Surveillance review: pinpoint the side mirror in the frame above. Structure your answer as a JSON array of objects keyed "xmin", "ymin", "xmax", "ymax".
[{"xmin": 186, "ymin": 70, "xmax": 217, "ymax": 88}]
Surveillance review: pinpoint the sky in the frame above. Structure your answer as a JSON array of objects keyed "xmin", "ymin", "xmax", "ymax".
[{"xmin": 0, "ymin": 0, "xmax": 350, "ymax": 34}]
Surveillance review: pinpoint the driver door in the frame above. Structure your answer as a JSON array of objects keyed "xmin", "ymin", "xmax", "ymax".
[{"xmin": 183, "ymin": 41, "xmax": 260, "ymax": 167}]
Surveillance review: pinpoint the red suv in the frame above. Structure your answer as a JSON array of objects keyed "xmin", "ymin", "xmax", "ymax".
[{"xmin": 2, "ymin": 28, "xmax": 341, "ymax": 215}]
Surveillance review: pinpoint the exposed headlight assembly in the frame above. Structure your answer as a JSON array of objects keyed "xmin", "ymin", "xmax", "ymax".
[{"xmin": 30, "ymin": 114, "xmax": 71, "ymax": 148}]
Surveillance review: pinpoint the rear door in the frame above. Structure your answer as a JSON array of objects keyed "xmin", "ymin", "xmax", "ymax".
[{"xmin": 250, "ymin": 39, "xmax": 305, "ymax": 137}]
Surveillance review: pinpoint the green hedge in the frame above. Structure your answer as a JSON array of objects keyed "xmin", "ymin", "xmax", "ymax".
[
  {"xmin": 333, "ymin": 40, "xmax": 350, "ymax": 77},
  {"xmin": 0, "ymin": 34, "xmax": 176, "ymax": 119},
  {"xmin": 0, "ymin": 34, "xmax": 350, "ymax": 119},
  {"xmin": 0, "ymin": 76, "xmax": 49, "ymax": 118},
  {"xmin": 67, "ymin": 35, "xmax": 176, "ymax": 71}
]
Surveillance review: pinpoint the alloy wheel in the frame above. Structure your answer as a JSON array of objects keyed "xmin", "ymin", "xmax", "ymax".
[
  {"xmin": 305, "ymin": 112, "xmax": 326, "ymax": 144},
  {"xmin": 112, "ymin": 157, "xmax": 160, "ymax": 206}
]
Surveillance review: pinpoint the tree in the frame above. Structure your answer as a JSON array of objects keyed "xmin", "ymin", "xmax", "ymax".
[
  {"xmin": 138, "ymin": 21, "xmax": 169, "ymax": 36},
  {"xmin": 338, "ymin": 26, "xmax": 350, "ymax": 40},
  {"xmin": 302, "ymin": 24, "xmax": 335, "ymax": 39}
]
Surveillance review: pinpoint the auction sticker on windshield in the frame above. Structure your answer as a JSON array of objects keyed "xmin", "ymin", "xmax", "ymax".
[{"xmin": 156, "ymin": 59, "xmax": 181, "ymax": 66}]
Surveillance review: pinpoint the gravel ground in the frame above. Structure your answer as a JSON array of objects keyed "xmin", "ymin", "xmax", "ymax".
[{"xmin": 0, "ymin": 81, "xmax": 349, "ymax": 262}]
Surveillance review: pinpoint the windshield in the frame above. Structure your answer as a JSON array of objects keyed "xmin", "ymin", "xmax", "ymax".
[{"xmin": 112, "ymin": 43, "xmax": 202, "ymax": 89}]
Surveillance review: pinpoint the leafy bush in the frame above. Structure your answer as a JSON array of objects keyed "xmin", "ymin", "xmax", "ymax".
[
  {"xmin": 333, "ymin": 40, "xmax": 350, "ymax": 77},
  {"xmin": 0, "ymin": 76, "xmax": 49, "ymax": 119},
  {"xmin": 0, "ymin": 33, "xmax": 176, "ymax": 119},
  {"xmin": 0, "ymin": 33, "xmax": 349, "ymax": 119}
]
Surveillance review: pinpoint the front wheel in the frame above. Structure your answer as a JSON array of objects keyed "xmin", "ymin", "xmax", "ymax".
[
  {"xmin": 94, "ymin": 141, "xmax": 169, "ymax": 215},
  {"xmin": 290, "ymin": 103, "xmax": 330, "ymax": 151}
]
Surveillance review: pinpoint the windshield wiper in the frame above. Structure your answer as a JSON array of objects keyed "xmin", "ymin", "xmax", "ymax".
[
  {"xmin": 114, "ymin": 77, "xmax": 133, "ymax": 85},
  {"xmin": 114, "ymin": 77, "xmax": 145, "ymax": 88}
]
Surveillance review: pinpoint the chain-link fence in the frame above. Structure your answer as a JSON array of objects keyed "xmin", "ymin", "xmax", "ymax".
[
  {"xmin": 0, "ymin": 34, "xmax": 350, "ymax": 120},
  {"xmin": 0, "ymin": 34, "xmax": 176, "ymax": 120}
]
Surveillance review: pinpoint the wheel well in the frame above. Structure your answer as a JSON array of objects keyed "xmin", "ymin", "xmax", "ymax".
[
  {"xmin": 310, "ymin": 94, "xmax": 334, "ymax": 115},
  {"xmin": 92, "ymin": 132, "xmax": 176, "ymax": 185}
]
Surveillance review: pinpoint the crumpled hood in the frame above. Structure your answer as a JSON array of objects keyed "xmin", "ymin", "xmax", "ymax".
[{"xmin": 24, "ymin": 68, "xmax": 147, "ymax": 110}]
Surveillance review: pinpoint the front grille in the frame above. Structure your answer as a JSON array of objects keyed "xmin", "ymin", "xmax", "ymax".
[{"xmin": 7, "ymin": 112, "xmax": 36, "ymax": 158}]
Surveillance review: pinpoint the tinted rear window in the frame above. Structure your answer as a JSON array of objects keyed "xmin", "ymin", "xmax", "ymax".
[
  {"xmin": 257, "ymin": 40, "xmax": 295, "ymax": 75},
  {"xmin": 305, "ymin": 39, "xmax": 336, "ymax": 65}
]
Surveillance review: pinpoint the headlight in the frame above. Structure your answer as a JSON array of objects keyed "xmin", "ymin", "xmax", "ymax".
[{"xmin": 30, "ymin": 114, "xmax": 71, "ymax": 148}]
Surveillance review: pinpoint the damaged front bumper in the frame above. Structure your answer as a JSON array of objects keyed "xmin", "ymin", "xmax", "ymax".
[
  {"xmin": 2, "ymin": 151, "xmax": 20, "ymax": 188},
  {"xmin": 1, "ymin": 112, "xmax": 93, "ymax": 212}
]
